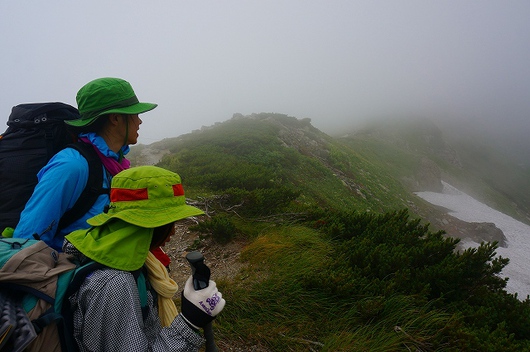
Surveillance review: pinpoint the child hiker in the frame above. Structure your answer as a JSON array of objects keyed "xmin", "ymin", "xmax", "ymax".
[{"xmin": 63, "ymin": 165, "xmax": 225, "ymax": 351}]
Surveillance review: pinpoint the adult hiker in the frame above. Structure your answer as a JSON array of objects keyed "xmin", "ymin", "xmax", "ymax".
[
  {"xmin": 63, "ymin": 165, "xmax": 225, "ymax": 351},
  {"xmin": 13, "ymin": 77, "xmax": 158, "ymax": 252}
]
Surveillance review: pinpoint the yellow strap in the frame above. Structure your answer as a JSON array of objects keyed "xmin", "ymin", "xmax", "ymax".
[{"xmin": 145, "ymin": 251, "xmax": 179, "ymax": 327}]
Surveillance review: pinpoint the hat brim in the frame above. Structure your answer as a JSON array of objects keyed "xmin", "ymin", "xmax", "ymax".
[
  {"xmin": 87, "ymin": 204, "xmax": 204, "ymax": 228},
  {"xmin": 65, "ymin": 102, "xmax": 157, "ymax": 127}
]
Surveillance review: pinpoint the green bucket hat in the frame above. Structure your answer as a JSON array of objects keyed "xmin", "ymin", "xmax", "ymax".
[
  {"xmin": 66, "ymin": 77, "xmax": 158, "ymax": 127},
  {"xmin": 87, "ymin": 165, "xmax": 204, "ymax": 227}
]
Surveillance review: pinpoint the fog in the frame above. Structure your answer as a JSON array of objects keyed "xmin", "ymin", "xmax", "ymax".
[{"xmin": 1, "ymin": 1, "xmax": 529, "ymax": 147}]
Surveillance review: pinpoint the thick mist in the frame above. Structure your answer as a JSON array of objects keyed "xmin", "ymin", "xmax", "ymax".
[{"xmin": 1, "ymin": 1, "xmax": 529, "ymax": 148}]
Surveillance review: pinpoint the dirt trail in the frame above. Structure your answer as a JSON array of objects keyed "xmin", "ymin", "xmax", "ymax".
[{"xmin": 165, "ymin": 218, "xmax": 245, "ymax": 289}]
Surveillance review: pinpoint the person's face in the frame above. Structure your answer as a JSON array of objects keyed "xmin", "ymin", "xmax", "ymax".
[
  {"xmin": 125, "ymin": 114, "xmax": 142, "ymax": 145},
  {"xmin": 161, "ymin": 225, "xmax": 175, "ymax": 246},
  {"xmin": 150, "ymin": 223, "xmax": 176, "ymax": 249}
]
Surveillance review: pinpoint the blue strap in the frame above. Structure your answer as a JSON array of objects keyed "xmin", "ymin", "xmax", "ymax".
[
  {"xmin": 32, "ymin": 308, "xmax": 62, "ymax": 334},
  {"xmin": 132, "ymin": 269, "xmax": 149, "ymax": 319}
]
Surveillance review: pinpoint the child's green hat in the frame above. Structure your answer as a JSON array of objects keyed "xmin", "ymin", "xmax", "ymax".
[{"xmin": 88, "ymin": 165, "xmax": 203, "ymax": 227}]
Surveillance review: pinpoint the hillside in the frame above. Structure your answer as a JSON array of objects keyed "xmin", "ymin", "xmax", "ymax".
[
  {"xmin": 339, "ymin": 117, "xmax": 530, "ymax": 225},
  {"xmin": 128, "ymin": 113, "xmax": 530, "ymax": 351},
  {"xmin": 130, "ymin": 113, "xmax": 521, "ymax": 247}
]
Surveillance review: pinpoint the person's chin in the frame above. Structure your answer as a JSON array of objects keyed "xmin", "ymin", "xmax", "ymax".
[{"xmin": 129, "ymin": 135, "xmax": 139, "ymax": 145}]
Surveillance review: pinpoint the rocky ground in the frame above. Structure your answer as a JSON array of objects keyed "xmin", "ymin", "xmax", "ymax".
[
  {"xmin": 165, "ymin": 218, "xmax": 245, "ymax": 291},
  {"xmin": 411, "ymin": 200, "xmax": 507, "ymax": 251}
]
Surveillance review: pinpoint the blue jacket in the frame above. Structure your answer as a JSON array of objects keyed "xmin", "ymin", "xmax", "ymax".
[{"xmin": 14, "ymin": 133, "xmax": 128, "ymax": 251}]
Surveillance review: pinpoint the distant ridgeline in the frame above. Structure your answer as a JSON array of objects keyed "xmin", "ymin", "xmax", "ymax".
[{"xmin": 129, "ymin": 113, "xmax": 530, "ymax": 226}]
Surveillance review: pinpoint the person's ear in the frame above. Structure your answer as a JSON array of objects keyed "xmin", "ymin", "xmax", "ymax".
[{"xmin": 108, "ymin": 113, "xmax": 121, "ymax": 126}]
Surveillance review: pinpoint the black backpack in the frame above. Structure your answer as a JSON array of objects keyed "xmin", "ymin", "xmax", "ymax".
[{"xmin": 0, "ymin": 102, "xmax": 105, "ymax": 234}]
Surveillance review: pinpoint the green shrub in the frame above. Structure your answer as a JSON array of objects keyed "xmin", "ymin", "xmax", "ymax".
[
  {"xmin": 303, "ymin": 208, "xmax": 530, "ymax": 349},
  {"xmin": 192, "ymin": 215, "xmax": 237, "ymax": 244},
  {"xmin": 222, "ymin": 187, "xmax": 301, "ymax": 216}
]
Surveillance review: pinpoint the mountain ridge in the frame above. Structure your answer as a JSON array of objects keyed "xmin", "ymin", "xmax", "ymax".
[{"xmin": 129, "ymin": 113, "xmax": 521, "ymax": 247}]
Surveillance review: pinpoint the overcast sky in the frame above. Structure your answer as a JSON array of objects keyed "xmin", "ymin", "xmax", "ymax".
[{"xmin": 1, "ymin": 1, "xmax": 529, "ymax": 144}]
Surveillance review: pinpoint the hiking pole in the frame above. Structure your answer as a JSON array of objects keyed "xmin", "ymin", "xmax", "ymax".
[{"xmin": 186, "ymin": 251, "xmax": 218, "ymax": 352}]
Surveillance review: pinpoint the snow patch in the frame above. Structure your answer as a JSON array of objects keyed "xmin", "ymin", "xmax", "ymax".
[{"xmin": 416, "ymin": 181, "xmax": 530, "ymax": 299}]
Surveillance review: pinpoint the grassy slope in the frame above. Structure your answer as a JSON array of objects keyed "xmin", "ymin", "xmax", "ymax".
[{"xmin": 136, "ymin": 114, "xmax": 417, "ymax": 214}]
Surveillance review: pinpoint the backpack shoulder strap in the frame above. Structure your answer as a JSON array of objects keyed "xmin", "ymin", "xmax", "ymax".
[
  {"xmin": 58, "ymin": 142, "xmax": 109, "ymax": 230},
  {"xmin": 131, "ymin": 267, "xmax": 149, "ymax": 318}
]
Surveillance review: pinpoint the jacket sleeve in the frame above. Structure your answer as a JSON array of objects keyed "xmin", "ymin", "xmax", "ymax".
[
  {"xmin": 72, "ymin": 269, "xmax": 204, "ymax": 352},
  {"xmin": 14, "ymin": 148, "xmax": 89, "ymax": 250}
]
